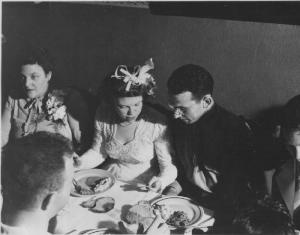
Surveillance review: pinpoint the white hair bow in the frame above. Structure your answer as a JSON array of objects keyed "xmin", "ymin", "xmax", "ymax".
[{"xmin": 112, "ymin": 58, "xmax": 155, "ymax": 92}]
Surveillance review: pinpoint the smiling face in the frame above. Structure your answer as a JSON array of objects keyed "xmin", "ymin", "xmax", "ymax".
[
  {"xmin": 114, "ymin": 96, "xmax": 143, "ymax": 122},
  {"xmin": 168, "ymin": 91, "xmax": 212, "ymax": 124},
  {"xmin": 20, "ymin": 64, "xmax": 51, "ymax": 99}
]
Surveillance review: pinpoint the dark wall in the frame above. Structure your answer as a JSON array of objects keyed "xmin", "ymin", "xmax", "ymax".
[{"xmin": 2, "ymin": 2, "xmax": 300, "ymax": 118}]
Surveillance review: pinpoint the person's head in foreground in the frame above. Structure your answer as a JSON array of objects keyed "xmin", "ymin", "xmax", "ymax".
[
  {"xmin": 99, "ymin": 58, "xmax": 156, "ymax": 124},
  {"xmin": 167, "ymin": 64, "xmax": 214, "ymax": 124},
  {"xmin": 17, "ymin": 47, "xmax": 54, "ymax": 100},
  {"xmin": 233, "ymin": 194, "xmax": 295, "ymax": 235},
  {"xmin": 1, "ymin": 132, "xmax": 75, "ymax": 233},
  {"xmin": 280, "ymin": 95, "xmax": 300, "ymax": 149}
]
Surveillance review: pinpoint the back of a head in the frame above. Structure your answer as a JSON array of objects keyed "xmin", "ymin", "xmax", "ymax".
[
  {"xmin": 233, "ymin": 195, "xmax": 295, "ymax": 235},
  {"xmin": 167, "ymin": 64, "xmax": 214, "ymax": 99},
  {"xmin": 281, "ymin": 94, "xmax": 300, "ymax": 129},
  {"xmin": 1, "ymin": 132, "xmax": 74, "ymax": 211}
]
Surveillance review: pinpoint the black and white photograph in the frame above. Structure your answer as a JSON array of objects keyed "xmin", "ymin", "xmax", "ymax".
[{"xmin": 1, "ymin": 1, "xmax": 300, "ymax": 234}]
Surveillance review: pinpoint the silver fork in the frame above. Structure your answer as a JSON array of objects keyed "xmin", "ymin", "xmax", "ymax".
[
  {"xmin": 72, "ymin": 179, "xmax": 81, "ymax": 192},
  {"xmin": 79, "ymin": 228, "xmax": 106, "ymax": 234}
]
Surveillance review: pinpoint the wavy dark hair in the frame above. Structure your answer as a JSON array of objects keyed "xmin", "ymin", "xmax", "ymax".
[
  {"xmin": 15, "ymin": 47, "xmax": 55, "ymax": 95},
  {"xmin": 17, "ymin": 47, "xmax": 54, "ymax": 74},
  {"xmin": 167, "ymin": 64, "xmax": 214, "ymax": 100}
]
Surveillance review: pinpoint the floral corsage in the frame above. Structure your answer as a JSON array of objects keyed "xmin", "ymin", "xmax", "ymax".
[{"xmin": 45, "ymin": 89, "xmax": 67, "ymax": 123}]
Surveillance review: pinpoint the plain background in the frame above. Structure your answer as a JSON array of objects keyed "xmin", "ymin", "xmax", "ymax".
[{"xmin": 2, "ymin": 2, "xmax": 300, "ymax": 119}]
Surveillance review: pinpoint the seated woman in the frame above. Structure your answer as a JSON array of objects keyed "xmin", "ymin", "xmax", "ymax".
[
  {"xmin": 261, "ymin": 95, "xmax": 300, "ymax": 229},
  {"xmin": 79, "ymin": 59, "xmax": 178, "ymax": 193},
  {"xmin": 1, "ymin": 47, "xmax": 81, "ymax": 148}
]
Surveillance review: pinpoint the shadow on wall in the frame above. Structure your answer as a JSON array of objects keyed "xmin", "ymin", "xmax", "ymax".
[
  {"xmin": 64, "ymin": 87, "xmax": 99, "ymax": 154},
  {"xmin": 2, "ymin": 2, "xmax": 300, "ymax": 119},
  {"xmin": 255, "ymin": 105, "xmax": 283, "ymax": 136}
]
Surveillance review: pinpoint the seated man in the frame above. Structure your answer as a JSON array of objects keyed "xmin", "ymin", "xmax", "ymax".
[
  {"xmin": 1, "ymin": 132, "xmax": 75, "ymax": 235},
  {"xmin": 262, "ymin": 95, "xmax": 300, "ymax": 229},
  {"xmin": 1, "ymin": 132, "xmax": 169, "ymax": 235},
  {"xmin": 167, "ymin": 64, "xmax": 253, "ymax": 232},
  {"xmin": 233, "ymin": 193, "xmax": 295, "ymax": 235}
]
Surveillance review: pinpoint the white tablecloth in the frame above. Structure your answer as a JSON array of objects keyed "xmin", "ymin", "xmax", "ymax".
[{"xmin": 55, "ymin": 180, "xmax": 214, "ymax": 234}]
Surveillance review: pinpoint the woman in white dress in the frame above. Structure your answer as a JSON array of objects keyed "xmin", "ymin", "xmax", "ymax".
[{"xmin": 79, "ymin": 59, "xmax": 178, "ymax": 193}]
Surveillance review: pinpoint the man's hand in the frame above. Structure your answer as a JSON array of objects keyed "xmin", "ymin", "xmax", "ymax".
[
  {"xmin": 145, "ymin": 214, "xmax": 170, "ymax": 235},
  {"xmin": 148, "ymin": 177, "xmax": 162, "ymax": 193}
]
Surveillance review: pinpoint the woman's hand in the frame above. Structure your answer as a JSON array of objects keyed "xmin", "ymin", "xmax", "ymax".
[{"xmin": 148, "ymin": 177, "xmax": 162, "ymax": 193}]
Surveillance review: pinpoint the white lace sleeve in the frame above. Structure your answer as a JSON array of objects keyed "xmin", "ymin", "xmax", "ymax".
[
  {"xmin": 153, "ymin": 123, "xmax": 177, "ymax": 189},
  {"xmin": 79, "ymin": 108, "xmax": 107, "ymax": 169}
]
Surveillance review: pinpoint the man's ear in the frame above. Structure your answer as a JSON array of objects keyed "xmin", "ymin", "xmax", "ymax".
[
  {"xmin": 202, "ymin": 94, "xmax": 213, "ymax": 108},
  {"xmin": 41, "ymin": 192, "xmax": 57, "ymax": 211}
]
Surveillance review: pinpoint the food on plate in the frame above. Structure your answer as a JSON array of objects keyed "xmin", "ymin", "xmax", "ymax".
[
  {"xmin": 76, "ymin": 186, "xmax": 94, "ymax": 195},
  {"xmin": 152, "ymin": 204, "xmax": 172, "ymax": 220},
  {"xmin": 125, "ymin": 201, "xmax": 153, "ymax": 224},
  {"xmin": 81, "ymin": 197, "xmax": 115, "ymax": 213},
  {"xmin": 166, "ymin": 211, "xmax": 190, "ymax": 227},
  {"xmin": 74, "ymin": 176, "xmax": 112, "ymax": 195},
  {"xmin": 89, "ymin": 177, "xmax": 112, "ymax": 193},
  {"xmin": 91, "ymin": 197, "xmax": 115, "ymax": 213},
  {"xmin": 124, "ymin": 201, "xmax": 155, "ymax": 232},
  {"xmin": 81, "ymin": 197, "xmax": 97, "ymax": 208},
  {"xmin": 153, "ymin": 204, "xmax": 190, "ymax": 227}
]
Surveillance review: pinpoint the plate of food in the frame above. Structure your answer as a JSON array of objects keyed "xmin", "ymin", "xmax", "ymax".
[
  {"xmin": 71, "ymin": 169, "xmax": 115, "ymax": 197},
  {"xmin": 151, "ymin": 196, "xmax": 203, "ymax": 230}
]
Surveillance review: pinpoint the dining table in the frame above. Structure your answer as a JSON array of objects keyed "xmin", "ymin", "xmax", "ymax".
[{"xmin": 54, "ymin": 178, "xmax": 215, "ymax": 235}]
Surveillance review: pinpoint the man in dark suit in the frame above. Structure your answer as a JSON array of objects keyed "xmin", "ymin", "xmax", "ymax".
[{"xmin": 167, "ymin": 64, "xmax": 253, "ymax": 232}]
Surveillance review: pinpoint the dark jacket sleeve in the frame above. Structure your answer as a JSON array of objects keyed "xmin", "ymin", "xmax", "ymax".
[{"xmin": 213, "ymin": 116, "xmax": 254, "ymax": 225}]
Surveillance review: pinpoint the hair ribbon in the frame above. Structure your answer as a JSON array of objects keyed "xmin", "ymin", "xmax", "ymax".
[{"xmin": 112, "ymin": 58, "xmax": 154, "ymax": 91}]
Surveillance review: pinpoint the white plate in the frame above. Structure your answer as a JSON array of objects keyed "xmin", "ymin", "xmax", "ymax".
[
  {"xmin": 71, "ymin": 169, "xmax": 115, "ymax": 197},
  {"xmin": 151, "ymin": 196, "xmax": 203, "ymax": 230}
]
